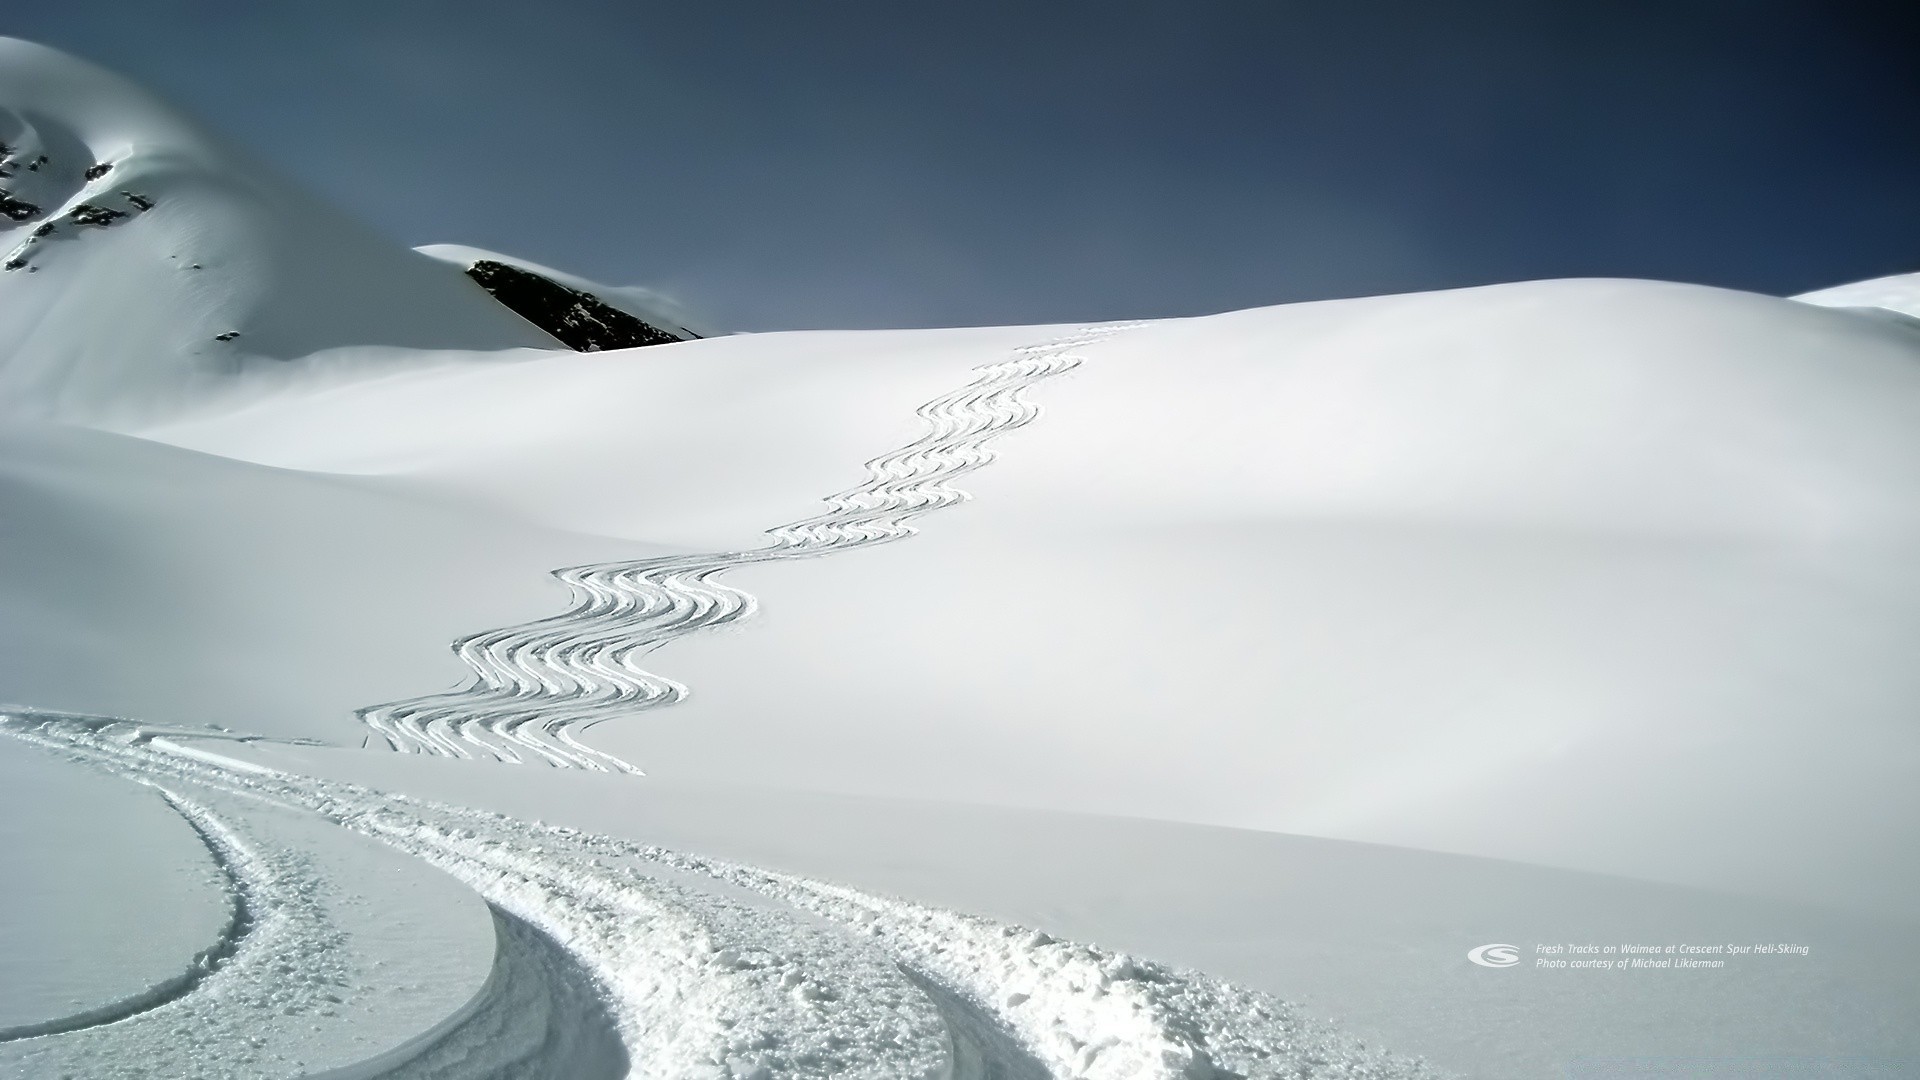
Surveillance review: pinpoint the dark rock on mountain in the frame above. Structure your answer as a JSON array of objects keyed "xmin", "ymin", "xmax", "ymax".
[
  {"xmin": 0, "ymin": 192, "xmax": 36, "ymax": 221},
  {"xmin": 463, "ymin": 259, "xmax": 690, "ymax": 352},
  {"xmin": 68, "ymin": 203, "xmax": 126, "ymax": 226}
]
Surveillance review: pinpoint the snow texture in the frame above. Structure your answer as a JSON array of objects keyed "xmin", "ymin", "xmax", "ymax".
[
  {"xmin": 0, "ymin": 723, "xmax": 499, "ymax": 1078},
  {"xmin": 3, "ymin": 711, "xmax": 1442, "ymax": 1080}
]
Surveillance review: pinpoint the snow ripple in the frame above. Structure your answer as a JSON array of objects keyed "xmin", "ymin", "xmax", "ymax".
[
  {"xmin": 356, "ymin": 323, "xmax": 1142, "ymax": 771},
  {"xmin": 4, "ymin": 711, "xmax": 1447, "ymax": 1080}
]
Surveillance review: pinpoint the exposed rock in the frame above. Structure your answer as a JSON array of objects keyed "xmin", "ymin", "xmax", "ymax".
[
  {"xmin": 213, "ymin": 331, "xmax": 240, "ymax": 342},
  {"xmin": 464, "ymin": 259, "xmax": 687, "ymax": 352},
  {"xmin": 122, "ymin": 191, "xmax": 154, "ymax": 211},
  {"xmin": 0, "ymin": 192, "xmax": 38, "ymax": 221},
  {"xmin": 68, "ymin": 203, "xmax": 128, "ymax": 227},
  {"xmin": 26, "ymin": 154, "xmax": 46, "ymax": 171},
  {"xmin": 84, "ymin": 162, "xmax": 112, "ymax": 180}
]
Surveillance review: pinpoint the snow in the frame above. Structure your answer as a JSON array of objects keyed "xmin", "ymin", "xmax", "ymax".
[
  {"xmin": 0, "ymin": 721, "xmax": 500, "ymax": 1080},
  {"xmin": 0, "ymin": 741, "xmax": 232, "ymax": 1035},
  {"xmin": 0, "ymin": 419, "xmax": 650, "ymax": 737},
  {"xmin": 4, "ymin": 32, "xmax": 1919, "ymax": 1080},
  {"xmin": 1794, "ymin": 269, "xmax": 1920, "ymax": 321},
  {"xmin": 5, "ymin": 713, "xmax": 1445, "ymax": 1080},
  {"xmin": 346, "ymin": 324, "xmax": 1137, "ymax": 772},
  {"xmin": 583, "ymin": 279, "xmax": 1920, "ymax": 919},
  {"xmin": 133, "ymin": 276, "xmax": 1920, "ymax": 917}
]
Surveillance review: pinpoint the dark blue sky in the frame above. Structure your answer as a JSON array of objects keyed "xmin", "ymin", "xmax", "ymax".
[{"xmin": 12, "ymin": 2, "xmax": 1918, "ymax": 330}]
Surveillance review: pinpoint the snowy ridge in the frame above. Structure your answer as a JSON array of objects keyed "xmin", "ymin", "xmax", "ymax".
[
  {"xmin": 1793, "ymin": 270, "xmax": 1920, "ymax": 322},
  {"xmin": 2, "ymin": 711, "xmax": 1444, "ymax": 1080},
  {"xmin": 358, "ymin": 323, "xmax": 1143, "ymax": 772}
]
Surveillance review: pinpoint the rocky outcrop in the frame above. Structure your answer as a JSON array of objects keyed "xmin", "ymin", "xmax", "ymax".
[
  {"xmin": 68, "ymin": 202, "xmax": 126, "ymax": 226},
  {"xmin": 0, "ymin": 127, "xmax": 153, "ymax": 272},
  {"xmin": 463, "ymin": 260, "xmax": 691, "ymax": 352}
]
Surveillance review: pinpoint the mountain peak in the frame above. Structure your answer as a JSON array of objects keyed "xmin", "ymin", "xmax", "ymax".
[{"xmin": 0, "ymin": 37, "xmax": 565, "ymax": 426}]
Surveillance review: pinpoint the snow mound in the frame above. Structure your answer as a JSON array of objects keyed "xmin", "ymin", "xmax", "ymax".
[
  {"xmin": 1793, "ymin": 270, "xmax": 1920, "ymax": 322},
  {"xmin": 0, "ymin": 37, "xmax": 561, "ymax": 427}
]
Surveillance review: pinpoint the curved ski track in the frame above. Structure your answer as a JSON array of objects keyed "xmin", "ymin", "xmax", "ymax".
[
  {"xmin": 0, "ymin": 788, "xmax": 258, "ymax": 1043},
  {"xmin": 357, "ymin": 323, "xmax": 1144, "ymax": 771},
  {"xmin": 2, "ymin": 711, "xmax": 1447, "ymax": 1080}
]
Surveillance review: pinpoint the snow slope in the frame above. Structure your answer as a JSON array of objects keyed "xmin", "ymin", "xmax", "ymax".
[
  {"xmin": 140, "ymin": 277, "xmax": 1920, "ymax": 919},
  {"xmin": 13, "ymin": 272, "xmax": 1920, "ymax": 1075},
  {"xmin": 0, "ymin": 419, "xmax": 650, "ymax": 736},
  {"xmin": 4, "ymin": 32, "xmax": 1919, "ymax": 1080}
]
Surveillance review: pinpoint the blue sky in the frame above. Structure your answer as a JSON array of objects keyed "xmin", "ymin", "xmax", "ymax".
[{"xmin": 11, "ymin": 1, "xmax": 1917, "ymax": 330}]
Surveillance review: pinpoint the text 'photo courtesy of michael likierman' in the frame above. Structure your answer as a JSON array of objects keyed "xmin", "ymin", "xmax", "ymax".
[{"xmin": 1467, "ymin": 941, "xmax": 1814, "ymax": 971}]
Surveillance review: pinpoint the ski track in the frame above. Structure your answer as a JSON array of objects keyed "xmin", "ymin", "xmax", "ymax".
[
  {"xmin": 2, "ymin": 711, "xmax": 1447, "ymax": 1080},
  {"xmin": 0, "ymin": 788, "xmax": 256, "ymax": 1043},
  {"xmin": 336, "ymin": 905, "xmax": 630, "ymax": 1080},
  {"xmin": 357, "ymin": 323, "xmax": 1145, "ymax": 773},
  {"xmin": 0, "ymin": 758, "xmax": 355, "ymax": 1079}
]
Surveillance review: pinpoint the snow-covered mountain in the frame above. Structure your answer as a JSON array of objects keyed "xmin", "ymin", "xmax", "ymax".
[
  {"xmin": 3, "ymin": 35, "xmax": 1918, "ymax": 1080},
  {"xmin": 0, "ymin": 37, "xmax": 699, "ymax": 428}
]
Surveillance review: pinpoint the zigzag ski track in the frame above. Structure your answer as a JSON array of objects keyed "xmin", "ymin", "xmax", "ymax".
[{"xmin": 358, "ymin": 323, "xmax": 1146, "ymax": 772}]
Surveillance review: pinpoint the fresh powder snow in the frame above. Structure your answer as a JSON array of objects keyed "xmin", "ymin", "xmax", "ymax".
[{"xmin": 3, "ymin": 33, "xmax": 1918, "ymax": 1080}]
